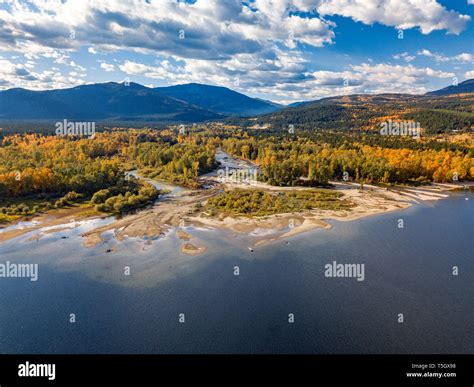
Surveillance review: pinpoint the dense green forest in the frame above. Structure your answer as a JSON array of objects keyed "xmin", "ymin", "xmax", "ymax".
[
  {"xmin": 403, "ymin": 109, "xmax": 474, "ymax": 133},
  {"xmin": 227, "ymin": 93, "xmax": 474, "ymax": 133}
]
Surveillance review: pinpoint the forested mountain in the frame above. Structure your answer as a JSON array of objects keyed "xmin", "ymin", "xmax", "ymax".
[
  {"xmin": 230, "ymin": 83, "xmax": 474, "ymax": 133},
  {"xmin": 0, "ymin": 82, "xmax": 222, "ymax": 122},
  {"xmin": 1, "ymin": 79, "xmax": 473, "ymax": 130},
  {"xmin": 155, "ymin": 83, "xmax": 281, "ymax": 116},
  {"xmin": 0, "ymin": 82, "xmax": 281, "ymax": 122},
  {"xmin": 427, "ymin": 79, "xmax": 474, "ymax": 96}
]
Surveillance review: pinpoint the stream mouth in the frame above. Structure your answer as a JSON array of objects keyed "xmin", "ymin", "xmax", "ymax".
[
  {"xmin": 125, "ymin": 170, "xmax": 184, "ymax": 200},
  {"xmin": 0, "ymin": 151, "xmax": 248, "ymax": 241}
]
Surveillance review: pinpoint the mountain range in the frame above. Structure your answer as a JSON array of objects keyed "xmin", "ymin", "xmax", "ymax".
[
  {"xmin": 0, "ymin": 82, "xmax": 280, "ymax": 122},
  {"xmin": 233, "ymin": 79, "xmax": 474, "ymax": 133},
  {"xmin": 426, "ymin": 78, "xmax": 474, "ymax": 96},
  {"xmin": 0, "ymin": 79, "xmax": 472, "ymax": 125},
  {"xmin": 154, "ymin": 83, "xmax": 281, "ymax": 116}
]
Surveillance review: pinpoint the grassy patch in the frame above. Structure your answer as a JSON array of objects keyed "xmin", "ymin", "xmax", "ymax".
[
  {"xmin": 206, "ymin": 189, "xmax": 353, "ymax": 217},
  {"xmin": 0, "ymin": 195, "xmax": 98, "ymax": 223},
  {"xmin": 0, "ymin": 197, "xmax": 55, "ymax": 219}
]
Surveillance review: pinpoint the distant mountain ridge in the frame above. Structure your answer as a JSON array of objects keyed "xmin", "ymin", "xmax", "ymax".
[
  {"xmin": 227, "ymin": 79, "xmax": 474, "ymax": 133},
  {"xmin": 155, "ymin": 83, "xmax": 281, "ymax": 116},
  {"xmin": 0, "ymin": 82, "xmax": 280, "ymax": 122},
  {"xmin": 0, "ymin": 82, "xmax": 222, "ymax": 122},
  {"xmin": 1, "ymin": 79, "xmax": 472, "ymax": 124},
  {"xmin": 426, "ymin": 79, "xmax": 474, "ymax": 96}
]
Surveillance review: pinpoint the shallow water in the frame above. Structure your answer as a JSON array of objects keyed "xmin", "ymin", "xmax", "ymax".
[{"xmin": 0, "ymin": 193, "xmax": 472, "ymax": 354}]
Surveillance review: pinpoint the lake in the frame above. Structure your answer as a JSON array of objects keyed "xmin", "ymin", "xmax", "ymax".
[{"xmin": 0, "ymin": 192, "xmax": 472, "ymax": 354}]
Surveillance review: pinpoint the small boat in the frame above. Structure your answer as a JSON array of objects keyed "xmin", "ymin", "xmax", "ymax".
[{"xmin": 248, "ymin": 247, "xmax": 254, "ymax": 252}]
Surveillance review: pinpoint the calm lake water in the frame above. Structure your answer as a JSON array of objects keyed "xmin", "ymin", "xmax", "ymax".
[{"xmin": 0, "ymin": 193, "xmax": 472, "ymax": 354}]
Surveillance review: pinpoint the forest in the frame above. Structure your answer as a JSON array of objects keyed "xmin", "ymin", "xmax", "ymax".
[
  {"xmin": 220, "ymin": 131, "xmax": 474, "ymax": 186},
  {"xmin": 403, "ymin": 109, "xmax": 474, "ymax": 133},
  {"xmin": 228, "ymin": 93, "xmax": 474, "ymax": 133},
  {"xmin": 0, "ymin": 129, "xmax": 216, "ymax": 220},
  {"xmin": 0, "ymin": 125, "xmax": 472, "ymax": 221}
]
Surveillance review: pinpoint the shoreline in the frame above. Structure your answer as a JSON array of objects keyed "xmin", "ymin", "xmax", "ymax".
[
  {"xmin": 0, "ymin": 205, "xmax": 109, "ymax": 244},
  {"xmin": 186, "ymin": 181, "xmax": 463, "ymax": 248},
  {"xmin": 0, "ymin": 182, "xmax": 469, "ymax": 252}
]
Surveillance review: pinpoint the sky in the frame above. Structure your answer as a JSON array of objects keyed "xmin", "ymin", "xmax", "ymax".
[{"xmin": 0, "ymin": 0, "xmax": 473, "ymax": 104}]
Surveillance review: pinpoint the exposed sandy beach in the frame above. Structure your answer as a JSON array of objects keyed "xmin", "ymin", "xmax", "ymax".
[
  {"xmin": 1, "ymin": 150, "xmax": 471, "ymax": 250},
  {"xmin": 0, "ymin": 205, "xmax": 106, "ymax": 243},
  {"xmin": 0, "ymin": 178, "xmax": 466, "ymax": 252},
  {"xmin": 185, "ymin": 178, "xmax": 466, "ymax": 247}
]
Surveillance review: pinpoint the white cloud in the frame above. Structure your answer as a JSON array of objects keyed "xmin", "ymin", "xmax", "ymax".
[
  {"xmin": 69, "ymin": 61, "xmax": 86, "ymax": 71},
  {"xmin": 279, "ymin": 62, "xmax": 456, "ymax": 101},
  {"xmin": 0, "ymin": 58, "xmax": 85, "ymax": 90},
  {"xmin": 0, "ymin": 0, "xmax": 469, "ymax": 60},
  {"xmin": 465, "ymin": 70, "xmax": 474, "ymax": 78},
  {"xmin": 351, "ymin": 63, "xmax": 454, "ymax": 82},
  {"xmin": 41, "ymin": 50, "xmax": 70, "ymax": 64},
  {"xmin": 417, "ymin": 49, "xmax": 473, "ymax": 63},
  {"xmin": 418, "ymin": 49, "xmax": 435, "ymax": 57},
  {"xmin": 393, "ymin": 52, "xmax": 416, "ymax": 62},
  {"xmin": 290, "ymin": 63, "xmax": 455, "ymax": 99},
  {"xmin": 454, "ymin": 53, "xmax": 474, "ymax": 62},
  {"xmin": 118, "ymin": 60, "xmax": 171, "ymax": 79},
  {"xmin": 100, "ymin": 62, "xmax": 115, "ymax": 72},
  {"xmin": 0, "ymin": 1, "xmax": 470, "ymax": 99},
  {"xmin": 317, "ymin": 0, "xmax": 470, "ymax": 34},
  {"xmin": 0, "ymin": 0, "xmax": 335, "ymax": 60}
]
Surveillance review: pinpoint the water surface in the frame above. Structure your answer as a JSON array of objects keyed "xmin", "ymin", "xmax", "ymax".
[{"xmin": 0, "ymin": 193, "xmax": 472, "ymax": 354}]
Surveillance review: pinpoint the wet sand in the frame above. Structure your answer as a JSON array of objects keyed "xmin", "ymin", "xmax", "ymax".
[
  {"xmin": 0, "ymin": 155, "xmax": 468, "ymax": 251},
  {"xmin": 0, "ymin": 205, "xmax": 106, "ymax": 243}
]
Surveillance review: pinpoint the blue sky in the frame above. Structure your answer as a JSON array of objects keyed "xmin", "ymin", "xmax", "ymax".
[{"xmin": 0, "ymin": 0, "xmax": 472, "ymax": 103}]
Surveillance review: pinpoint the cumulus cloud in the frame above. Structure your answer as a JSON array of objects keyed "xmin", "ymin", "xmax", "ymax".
[
  {"xmin": 454, "ymin": 53, "xmax": 474, "ymax": 62},
  {"xmin": 0, "ymin": 0, "xmax": 471, "ymax": 99},
  {"xmin": 100, "ymin": 62, "xmax": 115, "ymax": 72},
  {"xmin": 417, "ymin": 49, "xmax": 474, "ymax": 63},
  {"xmin": 0, "ymin": 0, "xmax": 469, "ymax": 60},
  {"xmin": 317, "ymin": 0, "xmax": 470, "ymax": 34},
  {"xmin": 351, "ymin": 63, "xmax": 454, "ymax": 82},
  {"xmin": 0, "ymin": 0, "xmax": 334, "ymax": 60},
  {"xmin": 281, "ymin": 63, "xmax": 455, "ymax": 101},
  {"xmin": 0, "ymin": 58, "xmax": 85, "ymax": 90},
  {"xmin": 393, "ymin": 52, "xmax": 416, "ymax": 62}
]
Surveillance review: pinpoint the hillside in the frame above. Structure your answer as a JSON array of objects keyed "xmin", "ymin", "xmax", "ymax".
[
  {"xmin": 231, "ymin": 83, "xmax": 474, "ymax": 133},
  {"xmin": 155, "ymin": 83, "xmax": 281, "ymax": 116},
  {"xmin": 426, "ymin": 79, "xmax": 474, "ymax": 96},
  {"xmin": 0, "ymin": 82, "xmax": 223, "ymax": 122}
]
